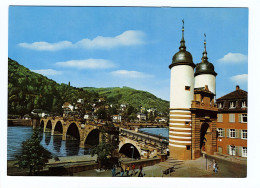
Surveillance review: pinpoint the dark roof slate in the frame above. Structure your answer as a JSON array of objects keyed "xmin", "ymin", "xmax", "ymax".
[{"xmin": 217, "ymin": 89, "xmax": 247, "ymax": 101}]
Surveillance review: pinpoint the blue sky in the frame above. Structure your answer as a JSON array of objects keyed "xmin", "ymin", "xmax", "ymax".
[{"xmin": 8, "ymin": 7, "xmax": 248, "ymax": 100}]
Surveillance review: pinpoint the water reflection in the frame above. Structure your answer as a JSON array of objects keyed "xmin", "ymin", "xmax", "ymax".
[
  {"xmin": 65, "ymin": 139, "xmax": 80, "ymax": 156},
  {"xmin": 53, "ymin": 135, "xmax": 62, "ymax": 153},
  {"xmin": 8, "ymin": 126, "xmax": 95, "ymax": 160},
  {"xmin": 40, "ymin": 132, "xmax": 91, "ymax": 157},
  {"xmin": 44, "ymin": 132, "xmax": 51, "ymax": 146}
]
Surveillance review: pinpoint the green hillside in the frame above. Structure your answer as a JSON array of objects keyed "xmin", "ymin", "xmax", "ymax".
[
  {"xmin": 8, "ymin": 58, "xmax": 98, "ymax": 116},
  {"xmin": 83, "ymin": 86, "xmax": 169, "ymax": 115},
  {"xmin": 8, "ymin": 58, "xmax": 169, "ymax": 117}
]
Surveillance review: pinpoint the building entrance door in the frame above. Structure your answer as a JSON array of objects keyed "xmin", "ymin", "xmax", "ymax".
[{"xmin": 200, "ymin": 123, "xmax": 209, "ymax": 152}]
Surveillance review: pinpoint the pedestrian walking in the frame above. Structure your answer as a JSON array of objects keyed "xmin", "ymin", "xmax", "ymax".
[
  {"xmin": 138, "ymin": 165, "xmax": 143, "ymax": 177},
  {"xmin": 120, "ymin": 166, "xmax": 124, "ymax": 177},
  {"xmin": 112, "ymin": 165, "xmax": 116, "ymax": 177},
  {"xmin": 131, "ymin": 163, "xmax": 136, "ymax": 176},
  {"xmin": 213, "ymin": 160, "xmax": 218, "ymax": 174},
  {"xmin": 126, "ymin": 165, "xmax": 130, "ymax": 176}
]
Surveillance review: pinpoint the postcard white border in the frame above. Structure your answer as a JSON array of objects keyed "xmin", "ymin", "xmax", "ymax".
[{"xmin": 1, "ymin": 0, "xmax": 259, "ymax": 188}]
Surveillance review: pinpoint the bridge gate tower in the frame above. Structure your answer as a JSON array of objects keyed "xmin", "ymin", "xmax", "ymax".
[{"xmin": 169, "ymin": 21, "xmax": 217, "ymax": 160}]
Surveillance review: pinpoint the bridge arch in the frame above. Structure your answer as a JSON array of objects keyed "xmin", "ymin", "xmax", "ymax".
[
  {"xmin": 84, "ymin": 129, "xmax": 100, "ymax": 146},
  {"xmin": 53, "ymin": 121, "xmax": 63, "ymax": 135},
  {"xmin": 119, "ymin": 143, "xmax": 141, "ymax": 159},
  {"xmin": 66, "ymin": 122, "xmax": 80, "ymax": 140},
  {"xmin": 45, "ymin": 120, "xmax": 52, "ymax": 132}
]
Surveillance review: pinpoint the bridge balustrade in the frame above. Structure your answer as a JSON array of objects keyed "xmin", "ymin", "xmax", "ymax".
[{"xmin": 119, "ymin": 128, "xmax": 168, "ymax": 148}]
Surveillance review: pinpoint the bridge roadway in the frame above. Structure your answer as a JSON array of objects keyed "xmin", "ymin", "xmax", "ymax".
[{"xmin": 119, "ymin": 128, "xmax": 168, "ymax": 159}]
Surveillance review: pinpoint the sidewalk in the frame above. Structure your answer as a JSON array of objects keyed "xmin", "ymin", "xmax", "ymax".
[{"xmin": 73, "ymin": 155, "xmax": 246, "ymax": 177}]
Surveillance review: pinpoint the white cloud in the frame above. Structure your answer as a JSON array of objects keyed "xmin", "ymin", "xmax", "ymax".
[
  {"xmin": 218, "ymin": 52, "xmax": 247, "ymax": 63},
  {"xmin": 110, "ymin": 70, "xmax": 153, "ymax": 78},
  {"xmin": 230, "ymin": 74, "xmax": 248, "ymax": 84},
  {"xmin": 31, "ymin": 69, "xmax": 62, "ymax": 76},
  {"xmin": 18, "ymin": 30, "xmax": 145, "ymax": 51},
  {"xmin": 55, "ymin": 59, "xmax": 116, "ymax": 69},
  {"xmin": 19, "ymin": 41, "xmax": 72, "ymax": 51},
  {"xmin": 76, "ymin": 30, "xmax": 145, "ymax": 49}
]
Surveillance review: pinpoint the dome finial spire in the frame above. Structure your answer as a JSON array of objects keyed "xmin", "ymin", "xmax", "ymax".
[
  {"xmin": 204, "ymin": 33, "xmax": 206, "ymax": 52},
  {"xmin": 182, "ymin": 19, "xmax": 184, "ymax": 39},
  {"xmin": 179, "ymin": 19, "xmax": 186, "ymax": 51},
  {"xmin": 202, "ymin": 33, "xmax": 208, "ymax": 62}
]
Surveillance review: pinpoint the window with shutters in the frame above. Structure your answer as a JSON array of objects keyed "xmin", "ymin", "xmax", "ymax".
[
  {"xmin": 229, "ymin": 129, "xmax": 236, "ymax": 138},
  {"xmin": 229, "ymin": 114, "xmax": 235, "ymax": 122},
  {"xmin": 241, "ymin": 130, "xmax": 247, "ymax": 139},
  {"xmin": 217, "ymin": 128, "xmax": 224, "ymax": 137},
  {"xmin": 217, "ymin": 114, "xmax": 223, "ymax": 122},
  {"xmin": 242, "ymin": 147, "xmax": 247, "ymax": 157},
  {"xmin": 229, "ymin": 145, "xmax": 236, "ymax": 156},
  {"xmin": 218, "ymin": 102, "xmax": 223, "ymax": 109},
  {"xmin": 241, "ymin": 114, "xmax": 247, "ymax": 123}
]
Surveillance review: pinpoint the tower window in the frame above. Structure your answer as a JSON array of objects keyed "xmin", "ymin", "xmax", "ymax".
[{"xmin": 185, "ymin": 86, "xmax": 190, "ymax": 91}]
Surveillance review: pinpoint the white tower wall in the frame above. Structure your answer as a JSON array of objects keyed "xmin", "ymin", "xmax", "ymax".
[
  {"xmin": 170, "ymin": 65, "xmax": 194, "ymax": 109},
  {"xmin": 194, "ymin": 74, "xmax": 216, "ymax": 94}
]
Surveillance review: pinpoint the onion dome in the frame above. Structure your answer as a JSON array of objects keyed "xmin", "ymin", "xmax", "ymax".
[
  {"xmin": 169, "ymin": 20, "xmax": 196, "ymax": 69},
  {"xmin": 194, "ymin": 34, "xmax": 217, "ymax": 76}
]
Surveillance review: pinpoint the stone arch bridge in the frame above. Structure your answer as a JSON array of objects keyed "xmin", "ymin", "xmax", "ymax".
[
  {"xmin": 119, "ymin": 128, "xmax": 168, "ymax": 159},
  {"xmin": 40, "ymin": 117, "xmax": 103, "ymax": 148}
]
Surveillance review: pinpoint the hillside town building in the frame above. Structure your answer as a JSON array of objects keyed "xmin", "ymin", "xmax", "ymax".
[{"xmin": 216, "ymin": 85, "xmax": 247, "ymax": 157}]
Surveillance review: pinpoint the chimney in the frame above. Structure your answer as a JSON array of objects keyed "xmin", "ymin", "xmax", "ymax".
[
  {"xmin": 236, "ymin": 85, "xmax": 240, "ymax": 90},
  {"xmin": 205, "ymin": 85, "xmax": 209, "ymax": 91}
]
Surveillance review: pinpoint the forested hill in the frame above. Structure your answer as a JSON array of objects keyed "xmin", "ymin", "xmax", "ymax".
[
  {"xmin": 83, "ymin": 87, "xmax": 169, "ymax": 115},
  {"xmin": 8, "ymin": 58, "xmax": 98, "ymax": 116},
  {"xmin": 8, "ymin": 58, "xmax": 169, "ymax": 117}
]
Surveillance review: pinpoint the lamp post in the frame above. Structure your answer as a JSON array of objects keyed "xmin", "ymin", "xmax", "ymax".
[{"xmin": 130, "ymin": 146, "xmax": 134, "ymax": 160}]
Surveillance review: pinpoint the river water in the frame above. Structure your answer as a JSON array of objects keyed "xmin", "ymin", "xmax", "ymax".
[
  {"xmin": 7, "ymin": 126, "xmax": 90, "ymax": 160},
  {"xmin": 8, "ymin": 126, "xmax": 169, "ymax": 160},
  {"xmin": 139, "ymin": 127, "xmax": 169, "ymax": 139}
]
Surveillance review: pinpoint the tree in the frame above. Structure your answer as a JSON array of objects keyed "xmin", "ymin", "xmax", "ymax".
[
  {"xmin": 16, "ymin": 129, "xmax": 52, "ymax": 175},
  {"xmin": 90, "ymin": 128, "xmax": 115, "ymax": 170}
]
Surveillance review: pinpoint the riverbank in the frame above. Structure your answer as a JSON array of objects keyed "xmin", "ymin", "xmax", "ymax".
[{"xmin": 8, "ymin": 119, "xmax": 32, "ymax": 126}]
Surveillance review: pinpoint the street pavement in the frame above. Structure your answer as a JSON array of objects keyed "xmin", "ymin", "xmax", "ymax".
[{"xmin": 73, "ymin": 155, "xmax": 247, "ymax": 177}]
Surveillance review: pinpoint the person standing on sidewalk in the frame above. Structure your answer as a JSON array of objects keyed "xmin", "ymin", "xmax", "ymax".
[
  {"xmin": 131, "ymin": 163, "xmax": 136, "ymax": 176},
  {"xmin": 213, "ymin": 161, "xmax": 218, "ymax": 174},
  {"xmin": 138, "ymin": 165, "xmax": 143, "ymax": 177},
  {"xmin": 120, "ymin": 166, "xmax": 124, "ymax": 177},
  {"xmin": 126, "ymin": 165, "xmax": 130, "ymax": 176},
  {"xmin": 112, "ymin": 165, "xmax": 116, "ymax": 177}
]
